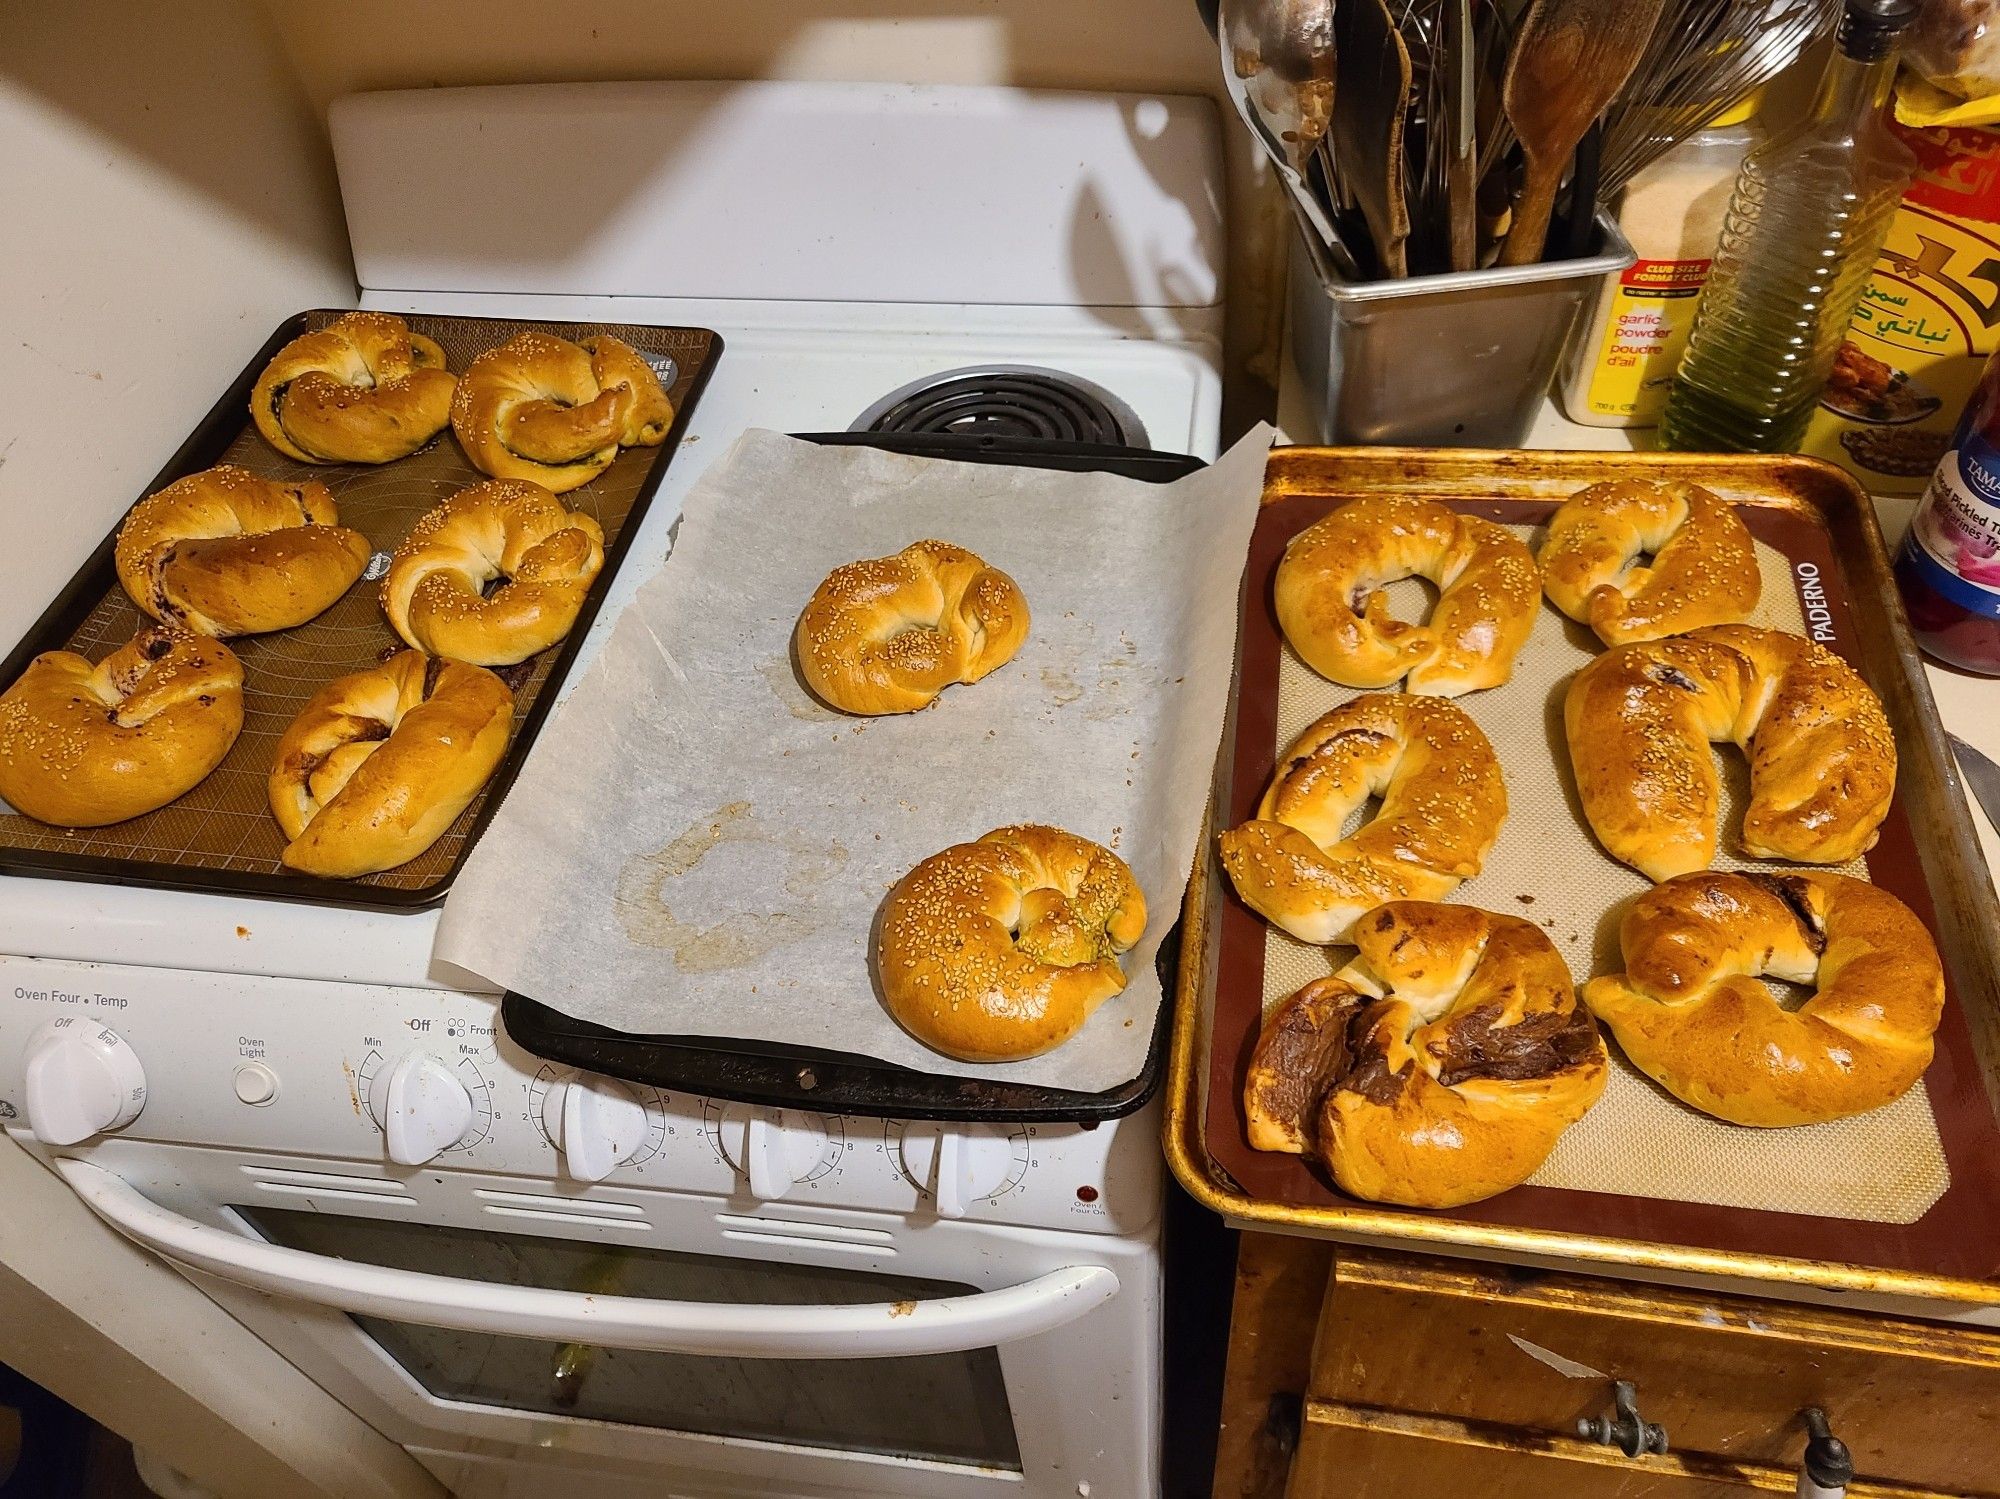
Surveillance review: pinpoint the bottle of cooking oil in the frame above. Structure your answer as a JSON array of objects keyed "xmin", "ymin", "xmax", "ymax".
[{"xmin": 1660, "ymin": 0, "xmax": 1919, "ymax": 453}]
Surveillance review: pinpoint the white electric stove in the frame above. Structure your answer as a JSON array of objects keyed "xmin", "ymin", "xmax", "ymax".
[{"xmin": 0, "ymin": 82, "xmax": 1225, "ymax": 1499}]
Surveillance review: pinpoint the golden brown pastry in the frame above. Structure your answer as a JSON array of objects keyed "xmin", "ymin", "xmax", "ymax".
[
  {"xmin": 1218, "ymin": 694, "xmax": 1505, "ymax": 944},
  {"xmin": 268, "ymin": 651, "xmax": 512, "ymax": 878},
  {"xmin": 114, "ymin": 464, "xmax": 370, "ymax": 637},
  {"xmin": 1274, "ymin": 495, "xmax": 1540, "ymax": 695},
  {"xmin": 1565, "ymin": 624, "xmax": 1895, "ymax": 881},
  {"xmin": 1244, "ymin": 902, "xmax": 1607, "ymax": 1207},
  {"xmin": 1539, "ymin": 479, "xmax": 1761, "ymax": 645},
  {"xmin": 0, "ymin": 626, "xmax": 243, "ymax": 826},
  {"xmin": 380, "ymin": 479, "xmax": 605, "ymax": 666},
  {"xmin": 1585, "ymin": 871, "xmax": 1943, "ymax": 1127},
  {"xmin": 251, "ymin": 311, "xmax": 457, "ymax": 464},
  {"xmin": 450, "ymin": 331, "xmax": 672, "ymax": 492},
  {"xmin": 795, "ymin": 540, "xmax": 1030, "ymax": 715},
  {"xmin": 877, "ymin": 825, "xmax": 1146, "ymax": 1061}
]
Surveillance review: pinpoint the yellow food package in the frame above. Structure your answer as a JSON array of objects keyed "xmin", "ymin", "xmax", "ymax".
[{"xmin": 1802, "ymin": 116, "xmax": 2000, "ymax": 492}]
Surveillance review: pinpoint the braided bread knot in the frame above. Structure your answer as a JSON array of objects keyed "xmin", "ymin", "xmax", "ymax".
[
  {"xmin": 795, "ymin": 540, "xmax": 1030, "ymax": 716},
  {"xmin": 450, "ymin": 331, "xmax": 671, "ymax": 492},
  {"xmin": 115, "ymin": 464, "xmax": 369, "ymax": 637},
  {"xmin": 878, "ymin": 825, "xmax": 1146, "ymax": 1061},
  {"xmin": 251, "ymin": 311, "xmax": 457, "ymax": 464},
  {"xmin": 1274, "ymin": 495, "xmax": 1540, "ymax": 696},
  {"xmin": 1245, "ymin": 902, "xmax": 1608, "ymax": 1207},
  {"xmin": 1218, "ymin": 693, "xmax": 1506, "ymax": 945},
  {"xmin": 1538, "ymin": 479, "xmax": 1761, "ymax": 645},
  {"xmin": 381, "ymin": 480, "xmax": 605, "ymax": 666},
  {"xmin": 1585, "ymin": 871, "xmax": 1943, "ymax": 1127},
  {"xmin": 1565, "ymin": 624, "xmax": 1895, "ymax": 881}
]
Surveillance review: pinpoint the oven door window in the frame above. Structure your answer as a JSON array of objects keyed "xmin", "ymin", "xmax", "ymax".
[{"xmin": 236, "ymin": 1207, "xmax": 1022, "ymax": 1471}]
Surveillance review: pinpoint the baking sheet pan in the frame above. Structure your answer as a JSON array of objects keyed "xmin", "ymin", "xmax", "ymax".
[
  {"xmin": 0, "ymin": 309, "xmax": 720, "ymax": 909},
  {"xmin": 1166, "ymin": 446, "xmax": 2000, "ymax": 1298}
]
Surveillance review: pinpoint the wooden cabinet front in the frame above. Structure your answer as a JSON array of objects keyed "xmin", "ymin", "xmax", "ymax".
[{"xmin": 1210, "ymin": 1235, "xmax": 2000, "ymax": 1499}]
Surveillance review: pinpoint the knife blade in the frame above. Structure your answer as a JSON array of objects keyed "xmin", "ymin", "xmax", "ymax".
[{"xmin": 1949, "ymin": 734, "xmax": 2000, "ymax": 831}]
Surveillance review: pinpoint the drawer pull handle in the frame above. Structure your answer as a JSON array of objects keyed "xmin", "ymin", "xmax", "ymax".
[
  {"xmin": 1798, "ymin": 1408, "xmax": 1853, "ymax": 1499},
  {"xmin": 1576, "ymin": 1379, "xmax": 1669, "ymax": 1458}
]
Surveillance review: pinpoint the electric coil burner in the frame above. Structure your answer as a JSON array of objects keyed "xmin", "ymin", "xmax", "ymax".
[{"xmin": 853, "ymin": 364, "xmax": 1150, "ymax": 448}]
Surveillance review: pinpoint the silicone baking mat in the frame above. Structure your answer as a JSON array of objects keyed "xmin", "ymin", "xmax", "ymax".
[
  {"xmin": 1194, "ymin": 450, "xmax": 2000, "ymax": 1282},
  {"xmin": 0, "ymin": 310, "xmax": 720, "ymax": 907}
]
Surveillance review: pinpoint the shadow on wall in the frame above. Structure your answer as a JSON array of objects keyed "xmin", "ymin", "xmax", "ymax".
[{"xmin": 0, "ymin": 0, "xmax": 346, "ymax": 265}]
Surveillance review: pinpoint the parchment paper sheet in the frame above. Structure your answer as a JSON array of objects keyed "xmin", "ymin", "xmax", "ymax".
[{"xmin": 435, "ymin": 426, "xmax": 1273, "ymax": 1090}]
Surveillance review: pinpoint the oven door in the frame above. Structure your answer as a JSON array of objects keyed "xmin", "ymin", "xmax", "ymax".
[{"xmin": 55, "ymin": 1154, "xmax": 1157, "ymax": 1499}]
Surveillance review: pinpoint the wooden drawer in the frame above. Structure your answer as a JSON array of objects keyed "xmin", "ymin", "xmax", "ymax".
[
  {"xmin": 1309, "ymin": 1249, "xmax": 2000, "ymax": 1496},
  {"xmin": 1289, "ymin": 1401, "xmax": 1943, "ymax": 1499}
]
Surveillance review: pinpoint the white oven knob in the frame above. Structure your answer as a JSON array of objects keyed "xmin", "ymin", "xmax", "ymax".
[
  {"xmin": 366, "ymin": 1051, "xmax": 473, "ymax": 1166},
  {"xmin": 899, "ymin": 1124, "xmax": 1014, "ymax": 1220},
  {"xmin": 715, "ymin": 1106, "xmax": 832, "ymax": 1201},
  {"xmin": 21, "ymin": 1018, "xmax": 147, "ymax": 1147},
  {"xmin": 540, "ymin": 1070, "xmax": 648, "ymax": 1183}
]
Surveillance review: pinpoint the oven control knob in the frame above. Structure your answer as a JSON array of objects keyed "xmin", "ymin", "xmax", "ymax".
[
  {"xmin": 899, "ymin": 1124, "xmax": 1014, "ymax": 1220},
  {"xmin": 366, "ymin": 1051, "xmax": 474, "ymax": 1166},
  {"xmin": 715, "ymin": 1106, "xmax": 832, "ymax": 1201},
  {"xmin": 21, "ymin": 1018, "xmax": 147, "ymax": 1147},
  {"xmin": 540, "ymin": 1071, "xmax": 649, "ymax": 1183}
]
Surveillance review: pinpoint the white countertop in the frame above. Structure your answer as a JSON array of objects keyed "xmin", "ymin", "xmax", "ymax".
[{"xmin": 1274, "ymin": 371, "xmax": 2000, "ymax": 904}]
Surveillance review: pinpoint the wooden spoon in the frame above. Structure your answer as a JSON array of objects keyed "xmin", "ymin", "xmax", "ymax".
[
  {"xmin": 1498, "ymin": 0, "xmax": 1667, "ymax": 268},
  {"xmin": 1332, "ymin": 0, "xmax": 1413, "ymax": 279}
]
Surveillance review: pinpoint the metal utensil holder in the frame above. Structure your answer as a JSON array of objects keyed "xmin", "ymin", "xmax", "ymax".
[{"xmin": 1288, "ymin": 214, "xmax": 1635, "ymax": 447}]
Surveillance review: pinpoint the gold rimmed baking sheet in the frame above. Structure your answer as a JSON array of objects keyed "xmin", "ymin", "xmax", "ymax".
[
  {"xmin": 1167, "ymin": 446, "xmax": 2000, "ymax": 1297},
  {"xmin": 0, "ymin": 310, "xmax": 719, "ymax": 907}
]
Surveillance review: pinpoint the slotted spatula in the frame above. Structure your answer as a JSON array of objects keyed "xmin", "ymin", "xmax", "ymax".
[{"xmin": 1498, "ymin": 0, "xmax": 1668, "ymax": 267}]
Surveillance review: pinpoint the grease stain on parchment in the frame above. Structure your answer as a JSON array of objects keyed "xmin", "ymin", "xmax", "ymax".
[
  {"xmin": 614, "ymin": 801, "xmax": 849, "ymax": 973},
  {"xmin": 1041, "ymin": 665, "xmax": 1084, "ymax": 706},
  {"xmin": 758, "ymin": 654, "xmax": 839, "ymax": 721}
]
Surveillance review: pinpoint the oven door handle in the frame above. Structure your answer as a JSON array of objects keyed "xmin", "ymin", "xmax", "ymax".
[{"xmin": 56, "ymin": 1158, "xmax": 1118, "ymax": 1359}]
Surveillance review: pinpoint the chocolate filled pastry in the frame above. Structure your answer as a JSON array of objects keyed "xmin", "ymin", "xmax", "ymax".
[
  {"xmin": 268, "ymin": 651, "xmax": 512, "ymax": 877},
  {"xmin": 877, "ymin": 825, "xmax": 1146, "ymax": 1062},
  {"xmin": 1218, "ymin": 693, "xmax": 1506, "ymax": 944},
  {"xmin": 1539, "ymin": 479, "xmax": 1761, "ymax": 646},
  {"xmin": 1274, "ymin": 495, "xmax": 1540, "ymax": 695},
  {"xmin": 380, "ymin": 479, "xmax": 605, "ymax": 666},
  {"xmin": 795, "ymin": 540, "xmax": 1030, "ymax": 715},
  {"xmin": 1565, "ymin": 623, "xmax": 1895, "ymax": 880},
  {"xmin": 451, "ymin": 331, "xmax": 672, "ymax": 493},
  {"xmin": 251, "ymin": 311, "xmax": 457, "ymax": 464},
  {"xmin": 1585, "ymin": 871, "xmax": 1943, "ymax": 1127},
  {"xmin": 0, "ymin": 626, "xmax": 243, "ymax": 826},
  {"xmin": 1243, "ymin": 902, "xmax": 1607, "ymax": 1208},
  {"xmin": 115, "ymin": 464, "xmax": 371, "ymax": 637}
]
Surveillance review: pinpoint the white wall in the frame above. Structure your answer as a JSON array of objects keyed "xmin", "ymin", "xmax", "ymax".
[
  {"xmin": 0, "ymin": 0, "xmax": 357, "ymax": 645},
  {"xmin": 0, "ymin": 5, "xmax": 441, "ymax": 1495},
  {"xmin": 254, "ymin": 0, "xmax": 1289, "ymax": 430}
]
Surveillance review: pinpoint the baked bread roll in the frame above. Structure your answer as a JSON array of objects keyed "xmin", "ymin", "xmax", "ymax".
[
  {"xmin": 878, "ymin": 825, "xmax": 1146, "ymax": 1061},
  {"xmin": 1244, "ymin": 902, "xmax": 1607, "ymax": 1207},
  {"xmin": 1565, "ymin": 623, "xmax": 1895, "ymax": 880},
  {"xmin": 1275, "ymin": 495, "xmax": 1539, "ymax": 695},
  {"xmin": 0, "ymin": 626, "xmax": 243, "ymax": 826},
  {"xmin": 1585, "ymin": 871, "xmax": 1943, "ymax": 1127},
  {"xmin": 251, "ymin": 311, "xmax": 457, "ymax": 464},
  {"xmin": 115, "ymin": 465, "xmax": 371, "ymax": 637},
  {"xmin": 268, "ymin": 651, "xmax": 512, "ymax": 878},
  {"xmin": 796, "ymin": 540, "xmax": 1030, "ymax": 715},
  {"xmin": 1539, "ymin": 479, "xmax": 1760, "ymax": 645},
  {"xmin": 1218, "ymin": 694, "xmax": 1505, "ymax": 944},
  {"xmin": 451, "ymin": 332, "xmax": 672, "ymax": 492},
  {"xmin": 380, "ymin": 479, "xmax": 605, "ymax": 665}
]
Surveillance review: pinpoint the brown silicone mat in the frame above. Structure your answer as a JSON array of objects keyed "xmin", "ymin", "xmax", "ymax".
[
  {"xmin": 0, "ymin": 310, "xmax": 720, "ymax": 908},
  {"xmin": 1181, "ymin": 448, "xmax": 2000, "ymax": 1289}
]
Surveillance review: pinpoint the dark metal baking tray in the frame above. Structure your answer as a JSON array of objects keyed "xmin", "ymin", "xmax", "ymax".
[
  {"xmin": 0, "ymin": 310, "xmax": 720, "ymax": 910},
  {"xmin": 501, "ymin": 432, "xmax": 1205, "ymax": 1123}
]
